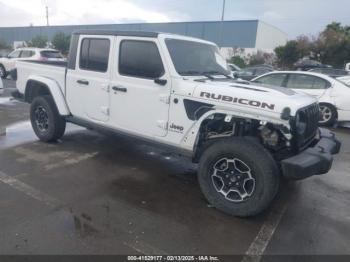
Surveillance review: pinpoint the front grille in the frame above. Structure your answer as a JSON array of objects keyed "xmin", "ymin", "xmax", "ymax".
[{"xmin": 295, "ymin": 103, "xmax": 320, "ymax": 150}]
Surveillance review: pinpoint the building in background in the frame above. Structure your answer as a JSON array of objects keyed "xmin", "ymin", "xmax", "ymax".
[{"xmin": 0, "ymin": 20, "xmax": 287, "ymax": 58}]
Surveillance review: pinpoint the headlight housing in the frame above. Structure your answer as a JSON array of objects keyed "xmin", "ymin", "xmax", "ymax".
[{"xmin": 295, "ymin": 111, "xmax": 307, "ymax": 135}]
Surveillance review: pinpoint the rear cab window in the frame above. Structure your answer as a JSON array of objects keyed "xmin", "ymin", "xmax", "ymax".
[{"xmin": 79, "ymin": 38, "xmax": 110, "ymax": 72}]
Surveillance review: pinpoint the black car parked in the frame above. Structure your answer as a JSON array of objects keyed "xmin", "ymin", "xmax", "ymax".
[
  {"xmin": 294, "ymin": 59, "xmax": 332, "ymax": 71},
  {"xmin": 233, "ymin": 66, "xmax": 274, "ymax": 81},
  {"xmin": 308, "ymin": 68, "xmax": 349, "ymax": 78}
]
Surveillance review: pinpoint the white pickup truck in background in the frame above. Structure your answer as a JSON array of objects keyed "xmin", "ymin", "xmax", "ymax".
[{"xmin": 14, "ymin": 30, "xmax": 340, "ymax": 217}]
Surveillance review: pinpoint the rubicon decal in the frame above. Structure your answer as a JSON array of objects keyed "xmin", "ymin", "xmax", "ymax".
[{"xmin": 200, "ymin": 92, "xmax": 275, "ymax": 110}]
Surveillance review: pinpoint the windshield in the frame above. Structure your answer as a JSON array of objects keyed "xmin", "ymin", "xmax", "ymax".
[{"xmin": 165, "ymin": 38, "xmax": 229, "ymax": 76}]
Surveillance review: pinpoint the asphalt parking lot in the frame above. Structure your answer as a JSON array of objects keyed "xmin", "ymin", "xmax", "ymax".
[{"xmin": 0, "ymin": 79, "xmax": 350, "ymax": 259}]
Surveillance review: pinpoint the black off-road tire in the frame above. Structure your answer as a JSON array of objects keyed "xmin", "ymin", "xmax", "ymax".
[
  {"xmin": 0, "ymin": 64, "xmax": 7, "ymax": 79},
  {"xmin": 198, "ymin": 138, "xmax": 280, "ymax": 217},
  {"xmin": 30, "ymin": 95, "xmax": 66, "ymax": 142},
  {"xmin": 319, "ymin": 103, "xmax": 337, "ymax": 127}
]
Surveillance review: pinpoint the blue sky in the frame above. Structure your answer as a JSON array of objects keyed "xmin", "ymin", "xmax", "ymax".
[{"xmin": 0, "ymin": 0, "xmax": 349, "ymax": 39}]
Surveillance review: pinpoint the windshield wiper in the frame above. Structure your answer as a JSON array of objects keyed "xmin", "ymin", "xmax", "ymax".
[
  {"xmin": 179, "ymin": 70, "xmax": 217, "ymax": 82},
  {"xmin": 202, "ymin": 71, "xmax": 233, "ymax": 79},
  {"xmin": 178, "ymin": 70, "xmax": 203, "ymax": 76}
]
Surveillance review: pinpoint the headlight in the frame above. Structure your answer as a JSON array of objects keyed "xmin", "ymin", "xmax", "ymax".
[{"xmin": 295, "ymin": 111, "xmax": 307, "ymax": 134}]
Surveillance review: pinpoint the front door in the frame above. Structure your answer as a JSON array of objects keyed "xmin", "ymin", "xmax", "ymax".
[
  {"xmin": 66, "ymin": 35, "xmax": 113, "ymax": 122},
  {"xmin": 109, "ymin": 37, "xmax": 171, "ymax": 137}
]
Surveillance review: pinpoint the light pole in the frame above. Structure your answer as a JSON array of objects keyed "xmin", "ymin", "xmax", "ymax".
[
  {"xmin": 221, "ymin": 0, "xmax": 226, "ymax": 21},
  {"xmin": 46, "ymin": 5, "xmax": 49, "ymax": 26},
  {"xmin": 220, "ymin": 0, "xmax": 226, "ymax": 47}
]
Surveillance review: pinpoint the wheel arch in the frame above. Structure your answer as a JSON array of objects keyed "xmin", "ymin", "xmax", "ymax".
[
  {"xmin": 184, "ymin": 109, "xmax": 288, "ymax": 163},
  {"xmin": 24, "ymin": 76, "xmax": 70, "ymax": 116}
]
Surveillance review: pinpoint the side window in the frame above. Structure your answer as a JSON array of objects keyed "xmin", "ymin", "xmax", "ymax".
[
  {"xmin": 20, "ymin": 50, "xmax": 34, "ymax": 58},
  {"xmin": 8, "ymin": 50, "xmax": 21, "ymax": 58},
  {"xmin": 119, "ymin": 40, "xmax": 164, "ymax": 79},
  {"xmin": 255, "ymin": 74, "xmax": 287, "ymax": 87},
  {"xmin": 79, "ymin": 38, "xmax": 110, "ymax": 72},
  {"xmin": 312, "ymin": 77, "xmax": 330, "ymax": 89},
  {"xmin": 286, "ymin": 74, "xmax": 329, "ymax": 89}
]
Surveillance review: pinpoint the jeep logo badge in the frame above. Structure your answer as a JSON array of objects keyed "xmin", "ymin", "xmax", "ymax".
[{"xmin": 169, "ymin": 123, "xmax": 184, "ymax": 133}]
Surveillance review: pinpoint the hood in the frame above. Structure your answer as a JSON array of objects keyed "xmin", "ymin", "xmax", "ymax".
[{"xmin": 192, "ymin": 80, "xmax": 317, "ymax": 116}]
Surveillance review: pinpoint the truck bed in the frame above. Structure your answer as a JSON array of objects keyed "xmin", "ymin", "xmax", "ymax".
[{"xmin": 16, "ymin": 60, "xmax": 67, "ymax": 96}]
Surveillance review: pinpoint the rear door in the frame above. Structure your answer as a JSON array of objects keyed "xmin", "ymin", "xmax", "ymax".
[
  {"xmin": 285, "ymin": 74, "xmax": 330, "ymax": 98},
  {"xmin": 109, "ymin": 37, "xmax": 171, "ymax": 137},
  {"xmin": 66, "ymin": 35, "xmax": 113, "ymax": 122}
]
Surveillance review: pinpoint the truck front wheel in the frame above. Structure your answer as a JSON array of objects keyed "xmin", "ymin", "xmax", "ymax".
[
  {"xmin": 198, "ymin": 138, "xmax": 280, "ymax": 217},
  {"xmin": 30, "ymin": 95, "xmax": 66, "ymax": 142}
]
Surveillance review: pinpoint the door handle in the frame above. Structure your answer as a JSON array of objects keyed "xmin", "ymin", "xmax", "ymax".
[
  {"xmin": 77, "ymin": 79, "xmax": 89, "ymax": 85},
  {"xmin": 112, "ymin": 86, "xmax": 127, "ymax": 93}
]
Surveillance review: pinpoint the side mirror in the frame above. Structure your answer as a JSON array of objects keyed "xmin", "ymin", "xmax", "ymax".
[{"xmin": 154, "ymin": 78, "xmax": 167, "ymax": 86}]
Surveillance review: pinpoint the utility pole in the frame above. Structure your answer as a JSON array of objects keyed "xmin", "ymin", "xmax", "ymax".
[
  {"xmin": 220, "ymin": 0, "xmax": 226, "ymax": 47},
  {"xmin": 45, "ymin": 5, "xmax": 50, "ymax": 48},
  {"xmin": 46, "ymin": 5, "xmax": 49, "ymax": 26},
  {"xmin": 221, "ymin": 0, "xmax": 226, "ymax": 21}
]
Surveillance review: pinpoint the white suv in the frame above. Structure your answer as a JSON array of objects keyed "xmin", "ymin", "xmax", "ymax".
[{"xmin": 0, "ymin": 48, "xmax": 64, "ymax": 79}]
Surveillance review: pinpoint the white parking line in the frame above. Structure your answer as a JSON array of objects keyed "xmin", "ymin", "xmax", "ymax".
[
  {"xmin": 0, "ymin": 170, "xmax": 167, "ymax": 255},
  {"xmin": 241, "ymin": 204, "xmax": 288, "ymax": 262},
  {"xmin": 0, "ymin": 170, "xmax": 62, "ymax": 208},
  {"xmin": 1, "ymin": 167, "xmax": 284, "ymax": 258}
]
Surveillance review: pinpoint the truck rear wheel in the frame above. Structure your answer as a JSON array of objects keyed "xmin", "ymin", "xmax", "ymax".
[
  {"xmin": 30, "ymin": 95, "xmax": 66, "ymax": 142},
  {"xmin": 198, "ymin": 138, "xmax": 280, "ymax": 217}
]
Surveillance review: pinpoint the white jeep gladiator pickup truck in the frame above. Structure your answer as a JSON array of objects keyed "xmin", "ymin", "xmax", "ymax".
[{"xmin": 14, "ymin": 30, "xmax": 341, "ymax": 217}]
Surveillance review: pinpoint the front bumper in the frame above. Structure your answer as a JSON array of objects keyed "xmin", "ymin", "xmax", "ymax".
[{"xmin": 281, "ymin": 128, "xmax": 341, "ymax": 180}]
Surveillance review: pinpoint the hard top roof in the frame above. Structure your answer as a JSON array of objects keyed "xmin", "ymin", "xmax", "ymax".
[{"xmin": 73, "ymin": 30, "xmax": 159, "ymax": 38}]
